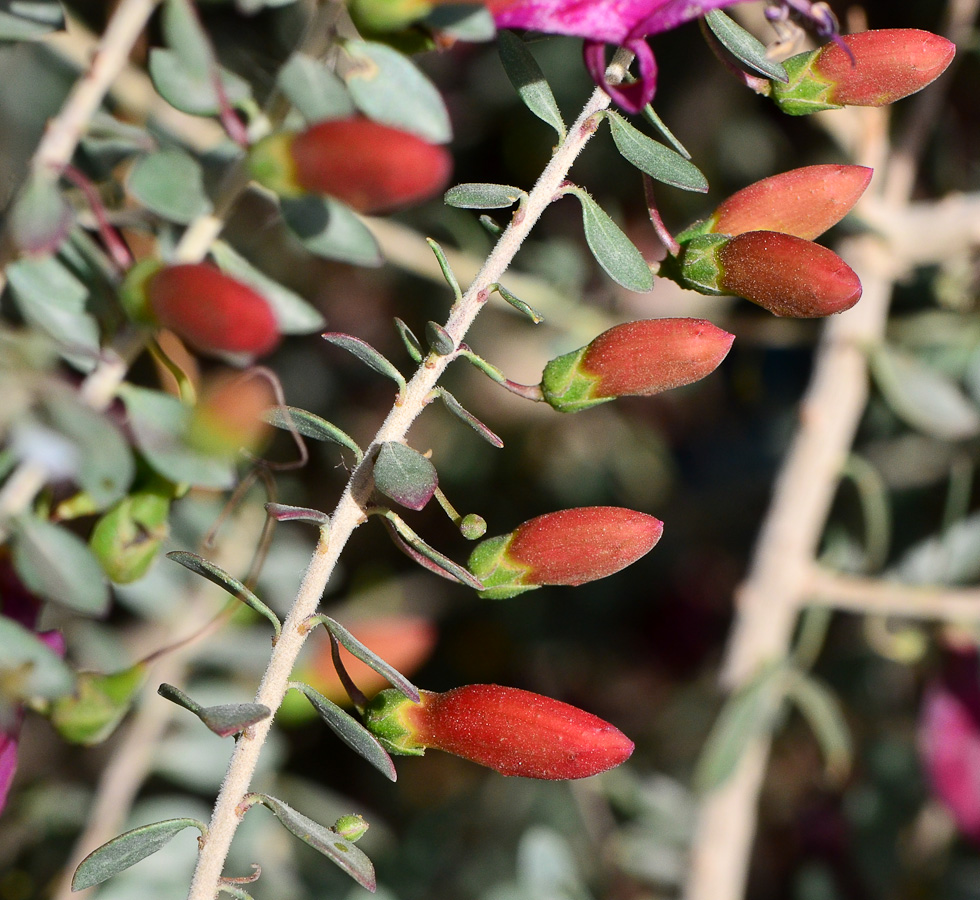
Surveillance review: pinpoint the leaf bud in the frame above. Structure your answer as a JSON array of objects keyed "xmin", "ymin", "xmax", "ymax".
[
  {"xmin": 249, "ymin": 117, "xmax": 452, "ymax": 214},
  {"xmin": 541, "ymin": 319, "xmax": 734, "ymax": 413},
  {"xmin": 124, "ymin": 263, "xmax": 280, "ymax": 357},
  {"xmin": 364, "ymin": 684, "xmax": 634, "ymax": 780},
  {"xmin": 675, "ymin": 232, "xmax": 862, "ymax": 318},
  {"xmin": 702, "ymin": 165, "xmax": 872, "ymax": 241},
  {"xmin": 332, "ymin": 814, "xmax": 369, "ymax": 843},
  {"xmin": 771, "ymin": 29, "xmax": 956, "ymax": 115},
  {"xmin": 467, "ymin": 507, "xmax": 663, "ymax": 599}
]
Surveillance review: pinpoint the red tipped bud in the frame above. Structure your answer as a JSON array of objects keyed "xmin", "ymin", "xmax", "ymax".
[
  {"xmin": 772, "ymin": 29, "xmax": 955, "ymax": 115},
  {"xmin": 124, "ymin": 263, "xmax": 280, "ymax": 357},
  {"xmin": 705, "ymin": 165, "xmax": 872, "ymax": 241},
  {"xmin": 249, "ymin": 117, "xmax": 452, "ymax": 214},
  {"xmin": 365, "ymin": 685, "xmax": 634, "ymax": 780},
  {"xmin": 468, "ymin": 507, "xmax": 663, "ymax": 599},
  {"xmin": 541, "ymin": 319, "xmax": 734, "ymax": 413}
]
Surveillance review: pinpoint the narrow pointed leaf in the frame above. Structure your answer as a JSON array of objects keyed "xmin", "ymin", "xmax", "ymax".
[
  {"xmin": 373, "ymin": 442, "xmax": 437, "ymax": 510},
  {"xmin": 219, "ymin": 888, "xmax": 254, "ymax": 900},
  {"xmin": 705, "ymin": 10, "xmax": 788, "ymax": 81},
  {"xmin": 263, "ymin": 406, "xmax": 363, "ymax": 462},
  {"xmin": 437, "ymin": 389, "xmax": 504, "ymax": 447},
  {"xmin": 166, "ymin": 551, "xmax": 281, "ymax": 635},
  {"xmin": 314, "ymin": 616, "xmax": 420, "ymax": 702},
  {"xmin": 51, "ymin": 663, "xmax": 147, "ymax": 745},
  {"xmin": 322, "ymin": 333, "xmax": 406, "ymax": 391},
  {"xmin": 394, "ymin": 318, "xmax": 424, "ymax": 363},
  {"xmin": 254, "ymin": 794, "xmax": 376, "ymax": 891},
  {"xmin": 444, "ymin": 183, "xmax": 527, "ymax": 210},
  {"xmin": 607, "ymin": 113, "xmax": 708, "ymax": 193},
  {"xmin": 278, "ymin": 52, "xmax": 355, "ymax": 122},
  {"xmin": 784, "ymin": 669, "xmax": 852, "ymax": 783},
  {"xmin": 426, "ymin": 238, "xmax": 462, "ymax": 300},
  {"xmin": 493, "ymin": 284, "xmax": 543, "ymax": 323},
  {"xmin": 641, "ymin": 105, "xmax": 691, "ymax": 159},
  {"xmin": 383, "ymin": 512, "xmax": 485, "ymax": 589},
  {"xmin": 291, "ymin": 683, "xmax": 397, "ymax": 780},
  {"xmin": 13, "ymin": 516, "xmax": 109, "ymax": 615},
  {"xmin": 71, "ymin": 818, "xmax": 207, "ymax": 890},
  {"xmin": 266, "ymin": 503, "xmax": 330, "ymax": 526},
  {"xmin": 158, "ymin": 683, "xmax": 271, "ymax": 737},
  {"xmin": 497, "ymin": 30, "xmax": 565, "ymax": 139},
  {"xmin": 281, "ymin": 195, "xmax": 383, "ymax": 268},
  {"xmin": 0, "ymin": 617, "xmax": 72, "ymax": 699},
  {"xmin": 568, "ymin": 189, "xmax": 654, "ymax": 292}
]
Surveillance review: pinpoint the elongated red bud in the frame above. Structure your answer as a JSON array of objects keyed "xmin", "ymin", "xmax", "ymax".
[
  {"xmin": 541, "ymin": 319, "xmax": 734, "ymax": 413},
  {"xmin": 249, "ymin": 117, "xmax": 452, "ymax": 214},
  {"xmin": 365, "ymin": 685, "xmax": 634, "ymax": 780},
  {"xmin": 126, "ymin": 263, "xmax": 280, "ymax": 357},
  {"xmin": 468, "ymin": 507, "xmax": 663, "ymax": 599},
  {"xmin": 772, "ymin": 29, "xmax": 955, "ymax": 115},
  {"xmin": 704, "ymin": 165, "xmax": 872, "ymax": 241}
]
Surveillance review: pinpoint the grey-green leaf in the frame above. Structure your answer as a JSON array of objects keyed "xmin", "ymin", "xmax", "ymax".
[
  {"xmin": 568, "ymin": 188, "xmax": 654, "ymax": 292},
  {"xmin": 282, "ymin": 195, "xmax": 383, "ymax": 268},
  {"xmin": 384, "ymin": 512, "xmax": 485, "ymax": 590},
  {"xmin": 148, "ymin": 48, "xmax": 252, "ymax": 117},
  {"xmin": 210, "ymin": 241, "xmax": 325, "ymax": 335},
  {"xmin": 255, "ymin": 794, "xmax": 377, "ymax": 891},
  {"xmin": 425, "ymin": 3, "xmax": 495, "ymax": 40},
  {"xmin": 437, "ymin": 389, "xmax": 503, "ymax": 448},
  {"xmin": 128, "ymin": 149, "xmax": 212, "ymax": 224},
  {"xmin": 265, "ymin": 503, "xmax": 331, "ymax": 526},
  {"xmin": 445, "ymin": 182, "xmax": 527, "ymax": 210},
  {"xmin": 290, "ymin": 682, "xmax": 397, "ymax": 780},
  {"xmin": 783, "ymin": 669, "xmax": 852, "ymax": 782},
  {"xmin": 344, "ymin": 40, "xmax": 451, "ymax": 143},
  {"xmin": 278, "ymin": 53, "xmax": 354, "ymax": 123},
  {"xmin": 314, "ymin": 616, "xmax": 419, "ymax": 702},
  {"xmin": 0, "ymin": 1, "xmax": 63, "ymax": 42},
  {"xmin": 0, "ymin": 617, "xmax": 73, "ymax": 699},
  {"xmin": 118, "ymin": 385, "xmax": 235, "ymax": 490},
  {"xmin": 71, "ymin": 818, "xmax": 207, "ymax": 890},
  {"xmin": 158, "ymin": 683, "xmax": 271, "ymax": 738},
  {"xmin": 13, "ymin": 516, "xmax": 109, "ymax": 616},
  {"xmin": 9, "ymin": 172, "xmax": 73, "ymax": 254},
  {"xmin": 705, "ymin": 10, "xmax": 788, "ymax": 82},
  {"xmin": 871, "ymin": 344, "xmax": 980, "ymax": 441},
  {"xmin": 607, "ymin": 112, "xmax": 708, "ymax": 193},
  {"xmin": 263, "ymin": 406, "xmax": 363, "ymax": 463},
  {"xmin": 497, "ymin": 30, "xmax": 565, "ymax": 139},
  {"xmin": 373, "ymin": 442, "xmax": 437, "ymax": 510},
  {"xmin": 322, "ymin": 333, "xmax": 406, "ymax": 390},
  {"xmin": 166, "ymin": 551, "xmax": 281, "ymax": 635}
]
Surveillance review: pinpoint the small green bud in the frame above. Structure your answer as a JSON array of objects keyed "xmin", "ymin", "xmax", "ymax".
[{"xmin": 332, "ymin": 814, "xmax": 369, "ymax": 843}]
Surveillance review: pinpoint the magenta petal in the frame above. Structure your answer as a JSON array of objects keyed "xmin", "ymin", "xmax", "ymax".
[
  {"xmin": 628, "ymin": 0, "xmax": 754, "ymax": 37},
  {"xmin": 0, "ymin": 716, "xmax": 24, "ymax": 817},
  {"xmin": 492, "ymin": 0, "xmax": 638, "ymax": 43},
  {"xmin": 584, "ymin": 38, "xmax": 658, "ymax": 114}
]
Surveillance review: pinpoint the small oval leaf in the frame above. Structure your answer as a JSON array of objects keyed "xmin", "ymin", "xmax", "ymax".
[
  {"xmin": 281, "ymin": 195, "xmax": 383, "ymax": 268},
  {"xmin": 128, "ymin": 149, "xmax": 212, "ymax": 224},
  {"xmin": 71, "ymin": 818, "xmax": 207, "ymax": 890},
  {"xmin": 254, "ymin": 794, "xmax": 376, "ymax": 891},
  {"xmin": 9, "ymin": 173, "xmax": 73, "ymax": 254},
  {"xmin": 568, "ymin": 189, "xmax": 654, "ymax": 292},
  {"xmin": 373, "ymin": 442, "xmax": 437, "ymax": 510},
  {"xmin": 277, "ymin": 52, "xmax": 355, "ymax": 122},
  {"xmin": 497, "ymin": 30, "xmax": 565, "ymax": 139},
  {"xmin": 607, "ymin": 112, "xmax": 708, "ymax": 193},
  {"xmin": 0, "ymin": 617, "xmax": 72, "ymax": 699},
  {"xmin": 445, "ymin": 182, "xmax": 527, "ymax": 210},
  {"xmin": 148, "ymin": 48, "xmax": 252, "ymax": 117},
  {"xmin": 291, "ymin": 682, "xmax": 397, "ymax": 780}
]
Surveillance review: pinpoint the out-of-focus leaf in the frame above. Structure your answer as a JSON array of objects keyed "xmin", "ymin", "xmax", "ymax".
[
  {"xmin": 373, "ymin": 442, "xmax": 437, "ymax": 511},
  {"xmin": 426, "ymin": 3, "xmax": 495, "ymax": 40},
  {"xmin": 871, "ymin": 344, "xmax": 980, "ymax": 441},
  {"xmin": 282, "ymin": 195, "xmax": 383, "ymax": 267},
  {"xmin": 567, "ymin": 188, "xmax": 654, "ymax": 292},
  {"xmin": 278, "ymin": 53, "xmax": 354, "ymax": 122},
  {"xmin": 0, "ymin": 617, "xmax": 72, "ymax": 699},
  {"xmin": 253, "ymin": 794, "xmax": 376, "ymax": 891},
  {"xmin": 783, "ymin": 669, "xmax": 852, "ymax": 783},
  {"xmin": 148, "ymin": 48, "xmax": 252, "ymax": 117},
  {"xmin": 51, "ymin": 663, "xmax": 147, "ymax": 745},
  {"xmin": 344, "ymin": 40, "xmax": 451, "ymax": 143},
  {"xmin": 71, "ymin": 818, "xmax": 207, "ymax": 890},
  {"xmin": 13, "ymin": 517, "xmax": 109, "ymax": 616},
  {"xmin": 607, "ymin": 112, "xmax": 708, "ymax": 193},
  {"xmin": 0, "ymin": 0, "xmax": 64, "ymax": 42},
  {"xmin": 890, "ymin": 511, "xmax": 980, "ymax": 586},
  {"xmin": 9, "ymin": 173, "xmax": 73, "ymax": 254},
  {"xmin": 128, "ymin": 149, "xmax": 212, "ymax": 224},
  {"xmin": 497, "ymin": 30, "xmax": 565, "ymax": 139},
  {"xmin": 704, "ymin": 10, "xmax": 788, "ymax": 81}
]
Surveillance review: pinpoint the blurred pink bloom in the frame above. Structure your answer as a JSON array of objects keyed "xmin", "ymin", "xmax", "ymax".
[
  {"xmin": 919, "ymin": 650, "xmax": 980, "ymax": 843},
  {"xmin": 487, "ymin": 0, "xmax": 832, "ymax": 113}
]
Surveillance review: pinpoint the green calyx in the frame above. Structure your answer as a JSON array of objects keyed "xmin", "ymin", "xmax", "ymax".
[
  {"xmin": 668, "ymin": 233, "xmax": 729, "ymax": 296},
  {"xmin": 770, "ymin": 49, "xmax": 842, "ymax": 116},
  {"xmin": 90, "ymin": 486, "xmax": 171, "ymax": 584},
  {"xmin": 119, "ymin": 258, "xmax": 164, "ymax": 325},
  {"xmin": 248, "ymin": 132, "xmax": 304, "ymax": 198},
  {"xmin": 466, "ymin": 534, "xmax": 537, "ymax": 600},
  {"xmin": 540, "ymin": 345, "xmax": 609, "ymax": 414},
  {"xmin": 363, "ymin": 688, "xmax": 425, "ymax": 756}
]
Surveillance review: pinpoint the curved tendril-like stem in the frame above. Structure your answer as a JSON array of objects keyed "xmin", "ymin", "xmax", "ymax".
[{"xmin": 184, "ymin": 50, "xmax": 634, "ymax": 900}]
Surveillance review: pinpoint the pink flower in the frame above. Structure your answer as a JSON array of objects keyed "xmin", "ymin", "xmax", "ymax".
[{"xmin": 486, "ymin": 0, "xmax": 835, "ymax": 113}]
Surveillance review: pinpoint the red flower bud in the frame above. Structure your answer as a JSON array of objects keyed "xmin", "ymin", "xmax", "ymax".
[
  {"xmin": 365, "ymin": 685, "xmax": 634, "ymax": 780},
  {"xmin": 143, "ymin": 263, "xmax": 280, "ymax": 357},
  {"xmin": 718, "ymin": 231, "xmax": 862, "ymax": 318},
  {"xmin": 772, "ymin": 29, "xmax": 955, "ymax": 114},
  {"xmin": 706, "ymin": 165, "xmax": 872, "ymax": 241},
  {"xmin": 468, "ymin": 507, "xmax": 663, "ymax": 599},
  {"xmin": 541, "ymin": 319, "xmax": 734, "ymax": 413},
  {"xmin": 249, "ymin": 117, "xmax": 452, "ymax": 214}
]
